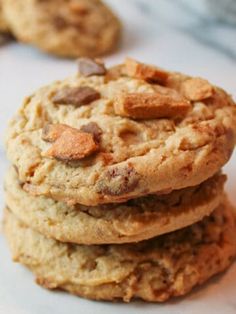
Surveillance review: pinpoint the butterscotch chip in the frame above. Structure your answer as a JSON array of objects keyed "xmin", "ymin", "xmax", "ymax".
[
  {"xmin": 114, "ymin": 92, "xmax": 191, "ymax": 119},
  {"xmin": 80, "ymin": 122, "xmax": 102, "ymax": 143},
  {"xmin": 124, "ymin": 58, "xmax": 169, "ymax": 83},
  {"xmin": 42, "ymin": 124, "xmax": 71, "ymax": 142},
  {"xmin": 78, "ymin": 57, "xmax": 106, "ymax": 76},
  {"xmin": 52, "ymin": 86, "xmax": 100, "ymax": 106},
  {"xmin": 44, "ymin": 127, "xmax": 99, "ymax": 161},
  {"xmin": 182, "ymin": 78, "xmax": 213, "ymax": 101}
]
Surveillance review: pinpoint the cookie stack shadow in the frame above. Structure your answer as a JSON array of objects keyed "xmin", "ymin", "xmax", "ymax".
[{"xmin": 3, "ymin": 57, "xmax": 236, "ymax": 302}]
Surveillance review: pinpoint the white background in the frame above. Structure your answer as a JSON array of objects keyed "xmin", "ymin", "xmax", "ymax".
[{"xmin": 0, "ymin": 0, "xmax": 236, "ymax": 313}]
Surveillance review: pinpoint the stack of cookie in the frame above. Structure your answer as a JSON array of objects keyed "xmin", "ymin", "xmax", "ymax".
[{"xmin": 4, "ymin": 58, "xmax": 236, "ymax": 302}]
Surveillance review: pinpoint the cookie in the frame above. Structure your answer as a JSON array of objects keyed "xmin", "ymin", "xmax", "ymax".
[
  {"xmin": 0, "ymin": 0, "xmax": 9, "ymax": 33},
  {"xmin": 4, "ymin": 199, "xmax": 236, "ymax": 302},
  {"xmin": 5, "ymin": 58, "xmax": 236, "ymax": 206},
  {"xmin": 1, "ymin": 0, "xmax": 121, "ymax": 58},
  {"xmin": 4, "ymin": 167, "xmax": 225, "ymax": 244}
]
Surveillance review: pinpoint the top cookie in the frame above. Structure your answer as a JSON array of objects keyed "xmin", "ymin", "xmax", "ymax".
[
  {"xmin": 6, "ymin": 58, "xmax": 236, "ymax": 206},
  {"xmin": 1, "ymin": 0, "xmax": 121, "ymax": 58}
]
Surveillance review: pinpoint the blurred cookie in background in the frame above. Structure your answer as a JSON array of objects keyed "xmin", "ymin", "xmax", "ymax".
[
  {"xmin": 0, "ymin": 0, "xmax": 9, "ymax": 33},
  {"xmin": 1, "ymin": 0, "xmax": 121, "ymax": 57},
  {"xmin": 0, "ymin": 0, "xmax": 11, "ymax": 47}
]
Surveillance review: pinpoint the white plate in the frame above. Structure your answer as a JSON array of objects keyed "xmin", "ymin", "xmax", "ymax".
[{"xmin": 0, "ymin": 1, "xmax": 236, "ymax": 313}]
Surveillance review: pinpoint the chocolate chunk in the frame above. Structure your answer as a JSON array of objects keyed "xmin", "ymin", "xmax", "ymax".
[
  {"xmin": 78, "ymin": 57, "xmax": 107, "ymax": 76},
  {"xmin": 96, "ymin": 165, "xmax": 140, "ymax": 196},
  {"xmin": 52, "ymin": 86, "xmax": 100, "ymax": 107},
  {"xmin": 80, "ymin": 122, "xmax": 102, "ymax": 143}
]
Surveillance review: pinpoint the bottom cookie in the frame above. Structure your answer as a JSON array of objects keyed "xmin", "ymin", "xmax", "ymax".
[{"xmin": 3, "ymin": 199, "xmax": 236, "ymax": 302}]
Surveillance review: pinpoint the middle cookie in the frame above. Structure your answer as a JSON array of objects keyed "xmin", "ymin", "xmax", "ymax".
[{"xmin": 5, "ymin": 167, "xmax": 225, "ymax": 244}]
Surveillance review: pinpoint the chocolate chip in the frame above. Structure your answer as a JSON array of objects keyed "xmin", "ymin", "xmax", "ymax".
[
  {"xmin": 96, "ymin": 164, "xmax": 140, "ymax": 196},
  {"xmin": 52, "ymin": 86, "xmax": 100, "ymax": 107},
  {"xmin": 78, "ymin": 57, "xmax": 106, "ymax": 77},
  {"xmin": 80, "ymin": 122, "xmax": 102, "ymax": 143}
]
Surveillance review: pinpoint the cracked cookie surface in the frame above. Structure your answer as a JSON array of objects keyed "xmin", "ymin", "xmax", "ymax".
[
  {"xmin": 4, "ymin": 167, "xmax": 225, "ymax": 244},
  {"xmin": 4, "ymin": 199, "xmax": 236, "ymax": 302},
  {"xmin": 5, "ymin": 58, "xmax": 236, "ymax": 205}
]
